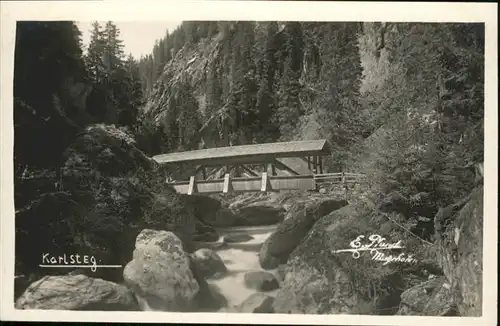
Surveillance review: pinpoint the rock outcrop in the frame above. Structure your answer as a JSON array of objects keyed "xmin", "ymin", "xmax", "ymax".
[
  {"xmin": 259, "ymin": 198, "xmax": 348, "ymax": 269},
  {"xmin": 190, "ymin": 248, "xmax": 228, "ymax": 279},
  {"xmin": 396, "ymin": 276, "xmax": 456, "ymax": 316},
  {"xmin": 434, "ymin": 185, "xmax": 483, "ymax": 316},
  {"xmin": 186, "ymin": 195, "xmax": 222, "ymax": 230},
  {"xmin": 194, "ymin": 193, "xmax": 287, "ymax": 228},
  {"xmin": 236, "ymin": 293, "xmax": 275, "ymax": 313},
  {"xmin": 272, "ymin": 203, "xmax": 424, "ymax": 314},
  {"xmin": 243, "ymin": 271, "xmax": 279, "ymax": 291},
  {"xmin": 232, "ymin": 201, "xmax": 286, "ymax": 226},
  {"xmin": 123, "ymin": 230, "xmax": 200, "ymax": 311},
  {"xmin": 223, "ymin": 234, "xmax": 254, "ymax": 243},
  {"xmin": 15, "ymin": 274, "xmax": 138, "ymax": 311}
]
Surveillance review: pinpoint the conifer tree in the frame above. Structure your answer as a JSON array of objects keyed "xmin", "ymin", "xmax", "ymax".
[
  {"xmin": 85, "ymin": 21, "xmax": 106, "ymax": 82},
  {"xmin": 103, "ymin": 21, "xmax": 125, "ymax": 72}
]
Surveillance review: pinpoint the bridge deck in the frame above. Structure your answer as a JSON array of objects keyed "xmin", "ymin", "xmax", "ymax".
[
  {"xmin": 172, "ymin": 174, "xmax": 316, "ymax": 195},
  {"xmin": 153, "ymin": 139, "xmax": 342, "ymax": 195},
  {"xmin": 169, "ymin": 172, "xmax": 366, "ymax": 195}
]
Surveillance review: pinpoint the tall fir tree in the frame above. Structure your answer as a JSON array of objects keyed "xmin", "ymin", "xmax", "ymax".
[{"xmin": 85, "ymin": 21, "xmax": 106, "ymax": 82}]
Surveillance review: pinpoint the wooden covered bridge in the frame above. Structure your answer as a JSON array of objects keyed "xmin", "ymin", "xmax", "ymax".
[{"xmin": 152, "ymin": 139, "xmax": 364, "ymax": 195}]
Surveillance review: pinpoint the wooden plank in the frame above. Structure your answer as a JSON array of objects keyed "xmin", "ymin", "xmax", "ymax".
[
  {"xmin": 261, "ymin": 172, "xmax": 268, "ymax": 192},
  {"xmin": 187, "ymin": 176, "xmax": 196, "ymax": 195},
  {"xmin": 300, "ymin": 156, "xmax": 309, "ymax": 164},
  {"xmin": 270, "ymin": 176, "xmax": 315, "ymax": 191},
  {"xmin": 171, "ymin": 175, "xmax": 315, "ymax": 194},
  {"xmin": 314, "ymin": 172, "xmax": 343, "ymax": 177},
  {"xmin": 319, "ymin": 156, "xmax": 323, "ymax": 174},
  {"xmin": 153, "ymin": 139, "xmax": 330, "ymax": 165},
  {"xmin": 206, "ymin": 165, "xmax": 223, "ymax": 179},
  {"xmin": 240, "ymin": 165, "xmax": 259, "ymax": 177},
  {"xmin": 223, "ymin": 173, "xmax": 231, "ymax": 193},
  {"xmin": 154, "ymin": 151, "xmax": 329, "ymax": 168},
  {"xmin": 273, "ymin": 159, "xmax": 300, "ymax": 176}
]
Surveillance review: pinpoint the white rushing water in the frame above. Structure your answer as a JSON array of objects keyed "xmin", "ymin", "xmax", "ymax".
[
  {"xmin": 207, "ymin": 226, "xmax": 279, "ymax": 309},
  {"xmin": 137, "ymin": 224, "xmax": 280, "ymax": 311}
]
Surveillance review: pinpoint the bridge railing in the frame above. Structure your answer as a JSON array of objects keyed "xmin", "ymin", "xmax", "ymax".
[
  {"xmin": 166, "ymin": 171, "xmax": 367, "ymax": 194},
  {"xmin": 313, "ymin": 172, "xmax": 367, "ymax": 185}
]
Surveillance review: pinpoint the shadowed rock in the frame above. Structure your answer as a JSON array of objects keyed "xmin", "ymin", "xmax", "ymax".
[
  {"xmin": 244, "ymin": 271, "xmax": 279, "ymax": 291},
  {"xmin": 397, "ymin": 276, "xmax": 456, "ymax": 316},
  {"xmin": 190, "ymin": 248, "xmax": 228, "ymax": 279},
  {"xmin": 235, "ymin": 293, "xmax": 275, "ymax": 313},
  {"xmin": 15, "ymin": 274, "xmax": 139, "ymax": 311},
  {"xmin": 434, "ymin": 185, "xmax": 483, "ymax": 316},
  {"xmin": 272, "ymin": 203, "xmax": 416, "ymax": 315},
  {"xmin": 259, "ymin": 198, "xmax": 348, "ymax": 269},
  {"xmin": 223, "ymin": 234, "xmax": 254, "ymax": 243}
]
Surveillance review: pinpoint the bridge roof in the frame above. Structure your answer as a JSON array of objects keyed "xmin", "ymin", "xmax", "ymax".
[{"xmin": 152, "ymin": 139, "xmax": 330, "ymax": 167}]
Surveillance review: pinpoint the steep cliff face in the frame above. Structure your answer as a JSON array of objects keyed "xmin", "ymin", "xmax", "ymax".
[
  {"xmin": 434, "ymin": 184, "xmax": 483, "ymax": 316},
  {"xmin": 138, "ymin": 21, "xmax": 364, "ymax": 158}
]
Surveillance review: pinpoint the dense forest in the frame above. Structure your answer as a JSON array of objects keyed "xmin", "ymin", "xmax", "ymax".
[
  {"xmin": 14, "ymin": 20, "xmax": 484, "ymax": 307},
  {"xmin": 135, "ymin": 21, "xmax": 484, "ymax": 204}
]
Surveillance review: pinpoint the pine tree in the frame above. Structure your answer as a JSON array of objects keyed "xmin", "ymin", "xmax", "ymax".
[
  {"xmin": 314, "ymin": 23, "xmax": 363, "ymax": 169},
  {"xmin": 85, "ymin": 21, "xmax": 106, "ymax": 82},
  {"xmin": 274, "ymin": 56, "xmax": 302, "ymax": 140},
  {"xmin": 103, "ymin": 21, "xmax": 125, "ymax": 72}
]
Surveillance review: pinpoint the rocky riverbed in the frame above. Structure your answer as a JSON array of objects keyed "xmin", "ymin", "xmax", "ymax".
[{"xmin": 15, "ymin": 185, "xmax": 483, "ymax": 315}]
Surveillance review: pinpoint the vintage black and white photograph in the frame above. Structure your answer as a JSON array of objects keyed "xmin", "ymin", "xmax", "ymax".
[{"xmin": 1, "ymin": 1, "xmax": 497, "ymax": 325}]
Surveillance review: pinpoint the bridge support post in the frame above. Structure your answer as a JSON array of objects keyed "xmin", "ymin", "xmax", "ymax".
[
  {"xmin": 188, "ymin": 176, "xmax": 197, "ymax": 195},
  {"xmin": 267, "ymin": 163, "xmax": 277, "ymax": 176},
  {"xmin": 223, "ymin": 173, "xmax": 231, "ymax": 193},
  {"xmin": 261, "ymin": 172, "xmax": 269, "ymax": 192}
]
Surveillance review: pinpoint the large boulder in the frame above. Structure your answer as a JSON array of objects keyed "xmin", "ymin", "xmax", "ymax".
[
  {"xmin": 273, "ymin": 264, "xmax": 288, "ymax": 283},
  {"xmin": 192, "ymin": 219, "xmax": 219, "ymax": 242},
  {"xmin": 259, "ymin": 198, "xmax": 348, "ymax": 269},
  {"xmin": 235, "ymin": 293, "xmax": 275, "ymax": 313},
  {"xmin": 272, "ymin": 203, "xmax": 430, "ymax": 315},
  {"xmin": 244, "ymin": 271, "xmax": 279, "ymax": 291},
  {"xmin": 228, "ymin": 193, "xmax": 275, "ymax": 211},
  {"xmin": 15, "ymin": 274, "xmax": 138, "ymax": 310},
  {"xmin": 233, "ymin": 201, "xmax": 286, "ymax": 226},
  {"xmin": 186, "ymin": 195, "xmax": 222, "ymax": 227},
  {"xmin": 190, "ymin": 248, "xmax": 228, "ymax": 279},
  {"xmin": 397, "ymin": 276, "xmax": 456, "ymax": 316},
  {"xmin": 212, "ymin": 208, "xmax": 239, "ymax": 227},
  {"xmin": 434, "ymin": 185, "xmax": 483, "ymax": 316},
  {"xmin": 189, "ymin": 258, "xmax": 228, "ymax": 312},
  {"xmin": 223, "ymin": 234, "xmax": 254, "ymax": 243},
  {"xmin": 123, "ymin": 229, "xmax": 200, "ymax": 311},
  {"xmin": 258, "ymin": 240, "xmax": 282, "ymax": 270}
]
